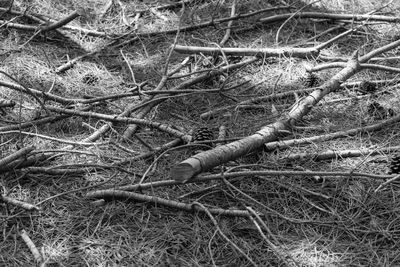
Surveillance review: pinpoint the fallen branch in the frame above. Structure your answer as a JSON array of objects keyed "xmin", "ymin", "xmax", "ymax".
[
  {"xmin": 1, "ymin": 195, "xmax": 40, "ymax": 211},
  {"xmin": 172, "ymin": 35, "xmax": 400, "ymax": 182},
  {"xmin": 40, "ymin": 10, "xmax": 80, "ymax": 32},
  {"xmin": 374, "ymin": 174, "xmax": 400, "ymax": 192},
  {"xmin": 55, "ymin": 5, "xmax": 290, "ymax": 70},
  {"xmin": 20, "ymin": 230, "xmax": 43, "ymax": 265},
  {"xmin": 47, "ymin": 105, "xmax": 190, "ymax": 142},
  {"xmin": 259, "ymin": 11, "xmax": 400, "ymax": 24},
  {"xmin": 86, "ymin": 189, "xmax": 250, "ymax": 217},
  {"xmin": 282, "ymin": 145, "xmax": 400, "ymax": 162},
  {"xmin": 264, "ymin": 115, "xmax": 400, "ymax": 151},
  {"xmin": 310, "ymin": 62, "xmax": 400, "ymax": 73},
  {"xmin": 0, "ymin": 79, "xmax": 83, "ymax": 105},
  {"xmin": 117, "ymin": 5, "xmax": 291, "ymax": 48},
  {"xmin": 0, "ymin": 153, "xmax": 50, "ymax": 173},
  {"xmin": 0, "ymin": 146, "xmax": 35, "ymax": 167},
  {"xmin": 219, "ymin": 0, "xmax": 236, "ymax": 46},
  {"xmin": 174, "ymin": 27, "xmax": 358, "ymax": 59},
  {"xmin": 0, "ymin": 7, "xmax": 107, "ymax": 37},
  {"xmin": 0, "ymin": 131, "xmax": 107, "ymax": 146},
  {"xmin": 171, "ymin": 52, "xmax": 362, "ymax": 182},
  {"xmin": 86, "ymin": 170, "xmax": 390, "ymax": 197}
]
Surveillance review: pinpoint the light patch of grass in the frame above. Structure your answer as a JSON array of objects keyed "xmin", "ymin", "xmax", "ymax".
[
  {"xmin": 41, "ymin": 239, "xmax": 70, "ymax": 263},
  {"xmin": 287, "ymin": 240, "xmax": 342, "ymax": 267}
]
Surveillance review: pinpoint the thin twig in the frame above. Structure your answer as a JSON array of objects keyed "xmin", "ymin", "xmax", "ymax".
[{"xmin": 193, "ymin": 201, "xmax": 258, "ymax": 267}]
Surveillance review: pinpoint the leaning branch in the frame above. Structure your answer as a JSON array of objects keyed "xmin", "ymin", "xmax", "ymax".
[
  {"xmin": 86, "ymin": 189, "xmax": 250, "ymax": 217},
  {"xmin": 171, "ymin": 52, "xmax": 361, "ymax": 182},
  {"xmin": 259, "ymin": 12, "xmax": 400, "ymax": 24},
  {"xmin": 174, "ymin": 27, "xmax": 356, "ymax": 59}
]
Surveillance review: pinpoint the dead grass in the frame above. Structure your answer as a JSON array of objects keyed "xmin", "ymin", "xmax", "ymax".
[{"xmin": 1, "ymin": 0, "xmax": 400, "ymax": 266}]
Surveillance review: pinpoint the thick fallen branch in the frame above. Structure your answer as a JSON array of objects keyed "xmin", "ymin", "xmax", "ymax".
[
  {"xmin": 171, "ymin": 52, "xmax": 362, "ymax": 182},
  {"xmin": 172, "ymin": 34, "xmax": 400, "ymax": 182}
]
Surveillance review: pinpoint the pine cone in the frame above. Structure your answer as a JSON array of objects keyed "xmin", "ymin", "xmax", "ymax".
[
  {"xmin": 301, "ymin": 73, "xmax": 320, "ymax": 88},
  {"xmin": 389, "ymin": 153, "xmax": 400, "ymax": 174},
  {"xmin": 190, "ymin": 127, "xmax": 214, "ymax": 153},
  {"xmin": 191, "ymin": 127, "xmax": 214, "ymax": 143}
]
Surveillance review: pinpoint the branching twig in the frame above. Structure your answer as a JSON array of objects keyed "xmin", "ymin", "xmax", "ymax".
[
  {"xmin": 193, "ymin": 201, "xmax": 258, "ymax": 267},
  {"xmin": 374, "ymin": 174, "xmax": 400, "ymax": 192},
  {"xmin": 47, "ymin": 105, "xmax": 190, "ymax": 142},
  {"xmin": 219, "ymin": 0, "xmax": 236, "ymax": 46},
  {"xmin": 86, "ymin": 189, "xmax": 250, "ymax": 217}
]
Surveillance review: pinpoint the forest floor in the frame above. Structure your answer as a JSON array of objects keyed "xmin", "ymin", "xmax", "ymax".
[{"xmin": 2, "ymin": 0, "xmax": 400, "ymax": 266}]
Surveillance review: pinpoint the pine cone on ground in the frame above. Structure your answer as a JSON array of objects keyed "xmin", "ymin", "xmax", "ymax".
[
  {"xmin": 191, "ymin": 127, "xmax": 214, "ymax": 143},
  {"xmin": 301, "ymin": 72, "xmax": 320, "ymax": 87},
  {"xmin": 389, "ymin": 153, "xmax": 400, "ymax": 174},
  {"xmin": 191, "ymin": 127, "xmax": 214, "ymax": 152}
]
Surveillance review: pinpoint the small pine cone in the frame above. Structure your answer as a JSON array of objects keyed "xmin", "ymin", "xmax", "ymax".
[
  {"xmin": 389, "ymin": 153, "xmax": 400, "ymax": 174},
  {"xmin": 359, "ymin": 80, "xmax": 377, "ymax": 94},
  {"xmin": 191, "ymin": 127, "xmax": 214, "ymax": 143},
  {"xmin": 301, "ymin": 72, "xmax": 320, "ymax": 87},
  {"xmin": 190, "ymin": 127, "xmax": 214, "ymax": 154},
  {"xmin": 367, "ymin": 101, "xmax": 395, "ymax": 120}
]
